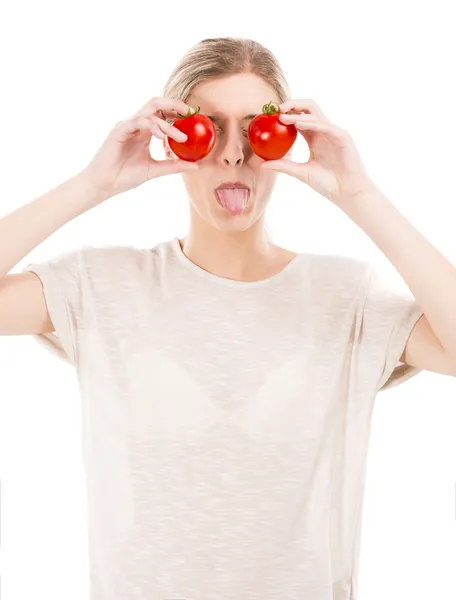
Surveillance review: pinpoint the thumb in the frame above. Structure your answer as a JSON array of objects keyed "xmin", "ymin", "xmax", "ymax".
[
  {"xmin": 152, "ymin": 158, "xmax": 199, "ymax": 178},
  {"xmin": 262, "ymin": 159, "xmax": 307, "ymax": 181}
]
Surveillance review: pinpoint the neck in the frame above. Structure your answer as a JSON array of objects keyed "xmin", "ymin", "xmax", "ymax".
[{"xmin": 178, "ymin": 220, "xmax": 282, "ymax": 283}]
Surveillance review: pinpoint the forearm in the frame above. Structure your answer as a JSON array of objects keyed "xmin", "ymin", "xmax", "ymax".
[
  {"xmin": 0, "ymin": 172, "xmax": 110, "ymax": 277},
  {"xmin": 341, "ymin": 184, "xmax": 456, "ymax": 357}
]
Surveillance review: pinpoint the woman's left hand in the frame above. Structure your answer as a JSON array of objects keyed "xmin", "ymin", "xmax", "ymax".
[{"xmin": 261, "ymin": 99, "xmax": 376, "ymax": 207}]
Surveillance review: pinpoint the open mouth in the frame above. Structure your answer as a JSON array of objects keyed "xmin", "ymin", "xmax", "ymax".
[{"xmin": 214, "ymin": 187, "xmax": 251, "ymax": 216}]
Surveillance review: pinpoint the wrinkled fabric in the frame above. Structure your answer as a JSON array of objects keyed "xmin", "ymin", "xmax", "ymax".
[{"xmin": 23, "ymin": 237, "xmax": 424, "ymax": 600}]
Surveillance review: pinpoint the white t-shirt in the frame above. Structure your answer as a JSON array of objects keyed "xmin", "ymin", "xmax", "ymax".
[{"xmin": 23, "ymin": 236, "xmax": 424, "ymax": 600}]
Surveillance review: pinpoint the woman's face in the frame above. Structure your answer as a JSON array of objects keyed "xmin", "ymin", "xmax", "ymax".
[{"xmin": 164, "ymin": 73, "xmax": 286, "ymax": 233}]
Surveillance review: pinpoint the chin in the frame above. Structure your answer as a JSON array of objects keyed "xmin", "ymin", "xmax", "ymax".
[
  {"xmin": 210, "ymin": 216, "xmax": 255, "ymax": 233},
  {"xmin": 190, "ymin": 189, "xmax": 266, "ymax": 232},
  {"xmin": 207, "ymin": 199, "xmax": 263, "ymax": 233}
]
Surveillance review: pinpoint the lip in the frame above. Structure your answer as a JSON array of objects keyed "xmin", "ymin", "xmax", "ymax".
[{"xmin": 215, "ymin": 181, "xmax": 250, "ymax": 191}]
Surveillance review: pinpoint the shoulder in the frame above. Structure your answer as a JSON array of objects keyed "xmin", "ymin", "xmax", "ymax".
[
  {"xmin": 307, "ymin": 251, "xmax": 370, "ymax": 290},
  {"xmin": 58, "ymin": 242, "xmax": 164, "ymax": 277}
]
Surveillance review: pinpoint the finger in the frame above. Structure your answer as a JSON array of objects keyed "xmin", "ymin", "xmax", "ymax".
[
  {"xmin": 134, "ymin": 96, "xmax": 193, "ymax": 120},
  {"xmin": 150, "ymin": 115, "xmax": 188, "ymax": 143},
  {"xmin": 279, "ymin": 114, "xmax": 345, "ymax": 139},
  {"xmin": 261, "ymin": 158, "xmax": 312, "ymax": 184},
  {"xmin": 279, "ymin": 99, "xmax": 327, "ymax": 120},
  {"xmin": 113, "ymin": 116, "xmax": 156, "ymax": 142},
  {"xmin": 279, "ymin": 113, "xmax": 319, "ymax": 123},
  {"xmin": 150, "ymin": 122, "xmax": 165, "ymax": 140},
  {"xmin": 155, "ymin": 107, "xmax": 193, "ymax": 121}
]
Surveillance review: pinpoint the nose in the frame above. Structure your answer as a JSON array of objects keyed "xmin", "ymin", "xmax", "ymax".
[
  {"xmin": 217, "ymin": 124, "xmax": 249, "ymax": 167},
  {"xmin": 222, "ymin": 152, "xmax": 243, "ymax": 167}
]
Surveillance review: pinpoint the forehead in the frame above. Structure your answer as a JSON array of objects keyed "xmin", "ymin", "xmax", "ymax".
[{"xmin": 187, "ymin": 73, "xmax": 279, "ymax": 121}]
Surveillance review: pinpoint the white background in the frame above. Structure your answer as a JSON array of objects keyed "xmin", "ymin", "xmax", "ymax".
[{"xmin": 1, "ymin": 0, "xmax": 456, "ymax": 598}]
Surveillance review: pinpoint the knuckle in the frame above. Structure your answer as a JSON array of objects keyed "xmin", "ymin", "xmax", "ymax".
[{"xmin": 127, "ymin": 116, "xmax": 141, "ymax": 126}]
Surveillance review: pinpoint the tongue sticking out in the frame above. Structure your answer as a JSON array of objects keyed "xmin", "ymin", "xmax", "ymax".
[{"xmin": 215, "ymin": 188, "xmax": 250, "ymax": 216}]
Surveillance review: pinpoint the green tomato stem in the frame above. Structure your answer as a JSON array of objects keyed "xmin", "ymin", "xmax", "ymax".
[
  {"xmin": 177, "ymin": 105, "xmax": 200, "ymax": 119},
  {"xmin": 262, "ymin": 100, "xmax": 280, "ymax": 115}
]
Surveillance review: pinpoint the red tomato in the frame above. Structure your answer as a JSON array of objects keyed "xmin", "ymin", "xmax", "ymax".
[
  {"xmin": 248, "ymin": 100, "xmax": 297, "ymax": 161},
  {"xmin": 167, "ymin": 106, "xmax": 216, "ymax": 162}
]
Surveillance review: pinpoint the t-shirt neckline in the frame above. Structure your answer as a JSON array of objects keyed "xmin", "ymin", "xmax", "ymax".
[{"xmin": 170, "ymin": 236, "xmax": 304, "ymax": 289}]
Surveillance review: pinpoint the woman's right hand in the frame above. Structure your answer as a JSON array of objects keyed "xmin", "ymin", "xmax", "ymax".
[{"xmin": 79, "ymin": 97, "xmax": 199, "ymax": 199}]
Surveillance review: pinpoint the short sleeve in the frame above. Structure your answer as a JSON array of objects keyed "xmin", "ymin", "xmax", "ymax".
[
  {"xmin": 361, "ymin": 264, "xmax": 425, "ymax": 392},
  {"xmin": 22, "ymin": 245, "xmax": 96, "ymax": 367}
]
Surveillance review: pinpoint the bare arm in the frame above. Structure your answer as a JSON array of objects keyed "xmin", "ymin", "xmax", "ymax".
[
  {"xmin": 0, "ymin": 173, "xmax": 109, "ymax": 335},
  {"xmin": 0, "ymin": 174, "xmax": 108, "ymax": 279},
  {"xmin": 0, "ymin": 96, "xmax": 198, "ymax": 337}
]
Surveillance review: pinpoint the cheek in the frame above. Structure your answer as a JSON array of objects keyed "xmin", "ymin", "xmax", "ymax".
[
  {"xmin": 181, "ymin": 172, "xmax": 208, "ymax": 196},
  {"xmin": 256, "ymin": 171, "xmax": 277, "ymax": 201}
]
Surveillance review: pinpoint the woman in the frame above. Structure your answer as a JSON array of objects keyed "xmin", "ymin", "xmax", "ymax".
[{"xmin": 2, "ymin": 37, "xmax": 446, "ymax": 600}]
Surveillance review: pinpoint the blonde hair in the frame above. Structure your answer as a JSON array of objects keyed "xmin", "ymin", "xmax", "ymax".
[
  {"xmin": 162, "ymin": 37, "xmax": 291, "ymax": 240},
  {"xmin": 162, "ymin": 37, "xmax": 291, "ymax": 107}
]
